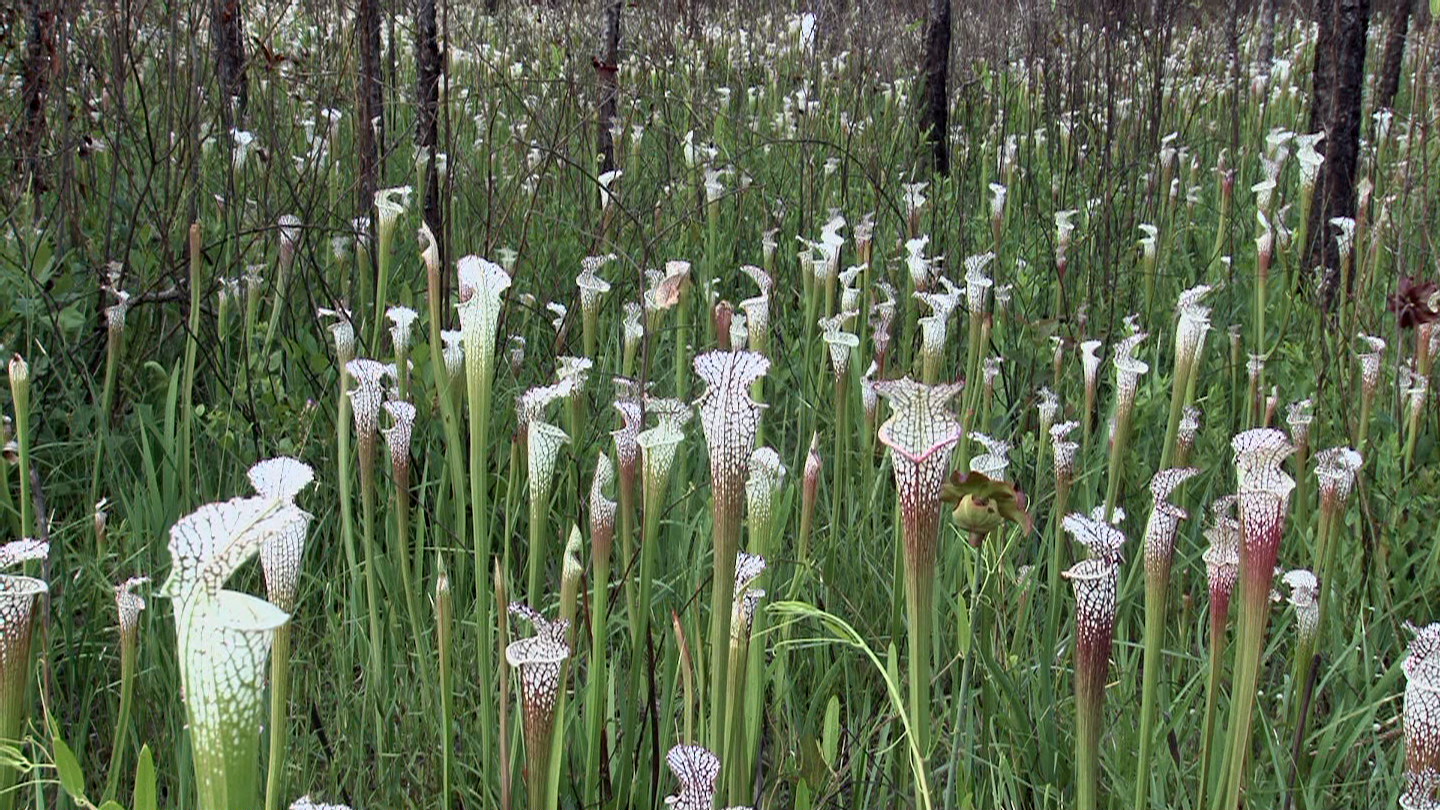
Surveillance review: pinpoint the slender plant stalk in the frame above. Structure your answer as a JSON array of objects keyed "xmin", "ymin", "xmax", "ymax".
[
  {"xmin": 394, "ymin": 463, "xmax": 423, "ymax": 652},
  {"xmin": 618, "ymin": 472, "xmax": 638, "ymax": 644},
  {"xmin": 527, "ymin": 490, "xmax": 547, "ymax": 606},
  {"xmin": 101, "ymin": 618, "xmax": 139, "ymax": 802},
  {"xmin": 337, "ymin": 368, "xmax": 360, "ymax": 611},
  {"xmin": 1134, "ymin": 575, "xmax": 1167, "ymax": 808},
  {"xmin": 828, "ymin": 374, "xmax": 848, "ymax": 543},
  {"xmin": 90, "ymin": 311, "xmax": 125, "ymax": 506},
  {"xmin": 263, "ymin": 623, "xmax": 292, "ymax": 810},
  {"xmin": 436, "ymin": 568, "xmax": 454, "ymax": 810},
  {"xmin": 466, "ymin": 334, "xmax": 497, "ymax": 773},
  {"xmin": 904, "ymin": 551, "xmax": 934, "ymax": 763},
  {"xmin": 372, "ymin": 229, "xmax": 394, "ymax": 350},
  {"xmin": 358, "ymin": 443, "xmax": 385, "ymax": 748},
  {"xmin": 1216, "ymin": 567, "xmax": 1273, "ymax": 809},
  {"xmin": 181, "ymin": 223, "xmax": 202, "ymax": 504},
  {"xmin": 584, "ymin": 532, "xmax": 612, "ymax": 807},
  {"xmin": 707, "ymin": 485, "xmax": 741, "ymax": 770},
  {"xmin": 8, "ymin": 358, "xmax": 32, "ymax": 540},
  {"xmin": 954, "ymin": 547, "xmax": 984, "ymax": 801},
  {"xmin": 1197, "ymin": 608, "xmax": 1228, "ymax": 810}
]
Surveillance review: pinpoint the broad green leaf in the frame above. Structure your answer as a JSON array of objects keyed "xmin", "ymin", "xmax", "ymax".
[
  {"xmin": 821, "ymin": 696, "xmax": 840, "ymax": 769},
  {"xmin": 133, "ymin": 745, "xmax": 156, "ymax": 810},
  {"xmin": 52, "ymin": 734, "xmax": 86, "ymax": 803}
]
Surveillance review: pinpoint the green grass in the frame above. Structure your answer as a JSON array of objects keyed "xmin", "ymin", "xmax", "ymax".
[{"xmin": 1, "ymin": 3, "xmax": 1437, "ymax": 809}]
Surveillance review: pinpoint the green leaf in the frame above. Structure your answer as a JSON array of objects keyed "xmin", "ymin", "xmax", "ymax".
[
  {"xmin": 52, "ymin": 734, "xmax": 86, "ymax": 803},
  {"xmin": 133, "ymin": 745, "xmax": 156, "ymax": 810},
  {"xmin": 794, "ymin": 778, "xmax": 813, "ymax": 810},
  {"xmin": 821, "ymin": 696, "xmax": 840, "ymax": 769},
  {"xmin": 98, "ymin": 801, "xmax": 128, "ymax": 810},
  {"xmin": 956, "ymin": 591, "xmax": 972, "ymax": 658}
]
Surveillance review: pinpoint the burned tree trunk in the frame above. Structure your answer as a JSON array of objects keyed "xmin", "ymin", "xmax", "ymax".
[
  {"xmin": 357, "ymin": 0, "xmax": 386, "ymax": 211},
  {"xmin": 1375, "ymin": 0, "xmax": 1412, "ymax": 111},
  {"xmin": 595, "ymin": 0, "xmax": 623, "ymax": 175},
  {"xmin": 17, "ymin": 0, "xmax": 60, "ymax": 188},
  {"xmin": 1307, "ymin": 0, "xmax": 1372, "ymax": 303},
  {"xmin": 1259, "ymin": 0, "xmax": 1279, "ymax": 69},
  {"xmin": 919, "ymin": 0, "xmax": 952, "ymax": 176},
  {"xmin": 211, "ymin": 0, "xmax": 249, "ymax": 125},
  {"xmin": 1308, "ymin": 0, "xmax": 1338, "ymax": 133},
  {"xmin": 417, "ymin": 0, "xmax": 443, "ymax": 262}
]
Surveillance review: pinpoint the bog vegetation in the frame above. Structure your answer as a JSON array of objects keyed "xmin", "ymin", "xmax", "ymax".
[{"xmin": 1, "ymin": 1, "xmax": 1439, "ymax": 809}]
